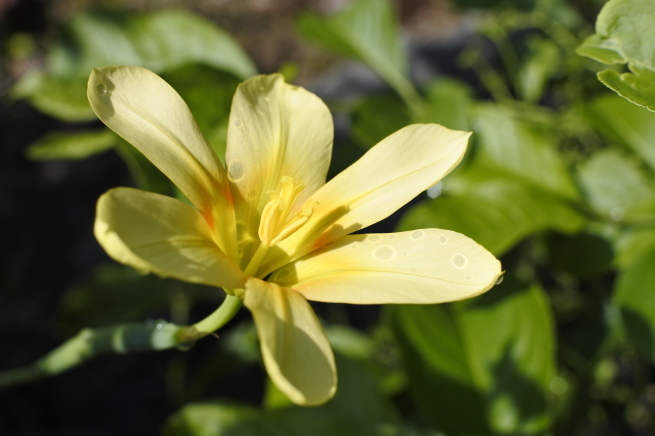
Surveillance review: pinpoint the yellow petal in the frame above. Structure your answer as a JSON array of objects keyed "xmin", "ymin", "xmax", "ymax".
[
  {"xmin": 243, "ymin": 277, "xmax": 337, "ymax": 406},
  {"xmin": 263, "ymin": 124, "xmax": 470, "ymax": 274},
  {"xmin": 95, "ymin": 188, "xmax": 246, "ymax": 289},
  {"xmin": 270, "ymin": 229, "xmax": 501, "ymax": 304},
  {"xmin": 225, "ymin": 74, "xmax": 333, "ymax": 268},
  {"xmin": 87, "ymin": 66, "xmax": 237, "ymax": 257}
]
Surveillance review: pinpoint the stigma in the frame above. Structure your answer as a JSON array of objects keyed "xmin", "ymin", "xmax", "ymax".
[{"xmin": 258, "ymin": 177, "xmax": 316, "ymax": 247}]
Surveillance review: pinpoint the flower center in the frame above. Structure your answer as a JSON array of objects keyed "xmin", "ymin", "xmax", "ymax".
[{"xmin": 258, "ymin": 176, "xmax": 315, "ymax": 247}]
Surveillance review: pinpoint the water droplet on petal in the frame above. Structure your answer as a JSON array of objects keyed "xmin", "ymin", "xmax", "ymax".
[
  {"xmin": 495, "ymin": 274, "xmax": 504, "ymax": 285},
  {"xmin": 438, "ymin": 235, "xmax": 448, "ymax": 244},
  {"xmin": 247, "ymin": 189, "xmax": 258, "ymax": 199},
  {"xmin": 451, "ymin": 254, "xmax": 467, "ymax": 269},
  {"xmin": 233, "ymin": 119, "xmax": 242, "ymax": 127},
  {"xmin": 386, "ymin": 234, "xmax": 396, "ymax": 240},
  {"xmin": 350, "ymin": 243, "xmax": 359, "ymax": 249},
  {"xmin": 410, "ymin": 230, "xmax": 425, "ymax": 241},
  {"xmin": 156, "ymin": 323, "xmax": 163, "ymax": 330},
  {"xmin": 402, "ymin": 250, "xmax": 408, "ymax": 257},
  {"xmin": 95, "ymin": 83, "xmax": 107, "ymax": 96},
  {"xmin": 465, "ymin": 274, "xmax": 472, "ymax": 280},
  {"xmin": 227, "ymin": 160, "xmax": 245, "ymax": 182},
  {"xmin": 373, "ymin": 245, "xmax": 396, "ymax": 261},
  {"xmin": 367, "ymin": 234, "xmax": 381, "ymax": 242}
]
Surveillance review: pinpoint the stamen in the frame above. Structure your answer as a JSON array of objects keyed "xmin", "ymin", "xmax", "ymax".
[{"xmin": 258, "ymin": 177, "xmax": 316, "ymax": 247}]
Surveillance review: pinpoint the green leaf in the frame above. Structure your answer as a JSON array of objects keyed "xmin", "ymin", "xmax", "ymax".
[
  {"xmin": 163, "ymin": 357, "xmax": 392, "ymax": 436},
  {"xmin": 11, "ymin": 72, "xmax": 95, "ymax": 122},
  {"xmin": 418, "ymin": 78, "xmax": 473, "ymax": 131},
  {"xmin": 350, "ymin": 92, "xmax": 410, "ymax": 150},
  {"xmin": 391, "ymin": 276, "xmax": 556, "ymax": 435},
  {"xmin": 474, "ymin": 103, "xmax": 579, "ymax": 200},
  {"xmin": 114, "ymin": 137, "xmax": 172, "ymax": 195},
  {"xmin": 296, "ymin": 0, "xmax": 422, "ymax": 113},
  {"xmin": 398, "ymin": 177, "xmax": 585, "ymax": 256},
  {"xmin": 614, "ymin": 227, "xmax": 655, "ymax": 270},
  {"xmin": 162, "ymin": 64, "xmax": 241, "ymax": 164},
  {"xmin": 517, "ymin": 37, "xmax": 561, "ymax": 103},
  {"xmin": 586, "ymin": 93, "xmax": 655, "ymax": 171},
  {"xmin": 576, "ymin": 0, "xmax": 655, "ymax": 111},
  {"xmin": 615, "ymin": 247, "xmax": 655, "ymax": 363},
  {"xmin": 25, "ymin": 129, "xmax": 115, "ymax": 161},
  {"xmin": 547, "ymin": 232, "xmax": 614, "ymax": 279},
  {"xmin": 577, "ymin": 149, "xmax": 655, "ymax": 223},
  {"xmin": 14, "ymin": 10, "xmax": 255, "ymax": 121},
  {"xmin": 51, "ymin": 10, "xmax": 256, "ymax": 79}
]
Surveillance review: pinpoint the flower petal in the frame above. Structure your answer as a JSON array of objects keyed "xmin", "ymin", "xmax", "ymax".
[
  {"xmin": 270, "ymin": 229, "xmax": 501, "ymax": 304},
  {"xmin": 225, "ymin": 74, "xmax": 333, "ymax": 268},
  {"xmin": 95, "ymin": 188, "xmax": 246, "ymax": 289},
  {"xmin": 243, "ymin": 277, "xmax": 337, "ymax": 406},
  {"xmin": 88, "ymin": 66, "xmax": 237, "ymax": 257},
  {"xmin": 263, "ymin": 124, "xmax": 470, "ymax": 274}
]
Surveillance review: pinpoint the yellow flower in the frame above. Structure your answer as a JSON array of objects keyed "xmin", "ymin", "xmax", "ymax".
[{"xmin": 87, "ymin": 66, "xmax": 501, "ymax": 406}]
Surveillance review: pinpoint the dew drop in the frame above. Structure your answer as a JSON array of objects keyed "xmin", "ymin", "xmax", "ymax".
[
  {"xmin": 156, "ymin": 323, "xmax": 163, "ymax": 330},
  {"xmin": 401, "ymin": 251, "xmax": 409, "ymax": 257},
  {"xmin": 367, "ymin": 234, "xmax": 381, "ymax": 242},
  {"xmin": 227, "ymin": 160, "xmax": 245, "ymax": 182},
  {"xmin": 373, "ymin": 245, "xmax": 396, "ymax": 261},
  {"xmin": 350, "ymin": 243, "xmax": 359, "ymax": 250},
  {"xmin": 386, "ymin": 234, "xmax": 397, "ymax": 240},
  {"xmin": 410, "ymin": 230, "xmax": 425, "ymax": 241},
  {"xmin": 95, "ymin": 83, "xmax": 107, "ymax": 96},
  {"xmin": 451, "ymin": 254, "xmax": 467, "ymax": 269},
  {"xmin": 465, "ymin": 274, "xmax": 472, "ymax": 281},
  {"xmin": 438, "ymin": 235, "xmax": 448, "ymax": 244},
  {"xmin": 247, "ymin": 189, "xmax": 258, "ymax": 199},
  {"xmin": 233, "ymin": 119, "xmax": 243, "ymax": 127},
  {"xmin": 495, "ymin": 274, "xmax": 504, "ymax": 285}
]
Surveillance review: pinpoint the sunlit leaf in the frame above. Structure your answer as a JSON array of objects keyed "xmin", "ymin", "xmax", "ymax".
[
  {"xmin": 577, "ymin": 149, "xmax": 655, "ymax": 223},
  {"xmin": 615, "ymin": 247, "xmax": 655, "ymax": 363},
  {"xmin": 576, "ymin": 0, "xmax": 655, "ymax": 111},
  {"xmin": 13, "ymin": 9, "xmax": 256, "ymax": 122},
  {"xmin": 391, "ymin": 276, "xmax": 556, "ymax": 435},
  {"xmin": 398, "ymin": 176, "xmax": 585, "ymax": 256},
  {"xmin": 586, "ymin": 93, "xmax": 655, "ymax": 171},
  {"xmin": 296, "ymin": 0, "xmax": 422, "ymax": 112},
  {"xmin": 418, "ymin": 78, "xmax": 473, "ymax": 131},
  {"xmin": 474, "ymin": 104, "xmax": 579, "ymax": 199},
  {"xmin": 25, "ymin": 129, "xmax": 115, "ymax": 161}
]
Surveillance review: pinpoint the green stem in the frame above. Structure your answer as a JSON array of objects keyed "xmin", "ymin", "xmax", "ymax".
[
  {"xmin": 192, "ymin": 295, "xmax": 242, "ymax": 333},
  {"xmin": 0, "ymin": 293, "xmax": 244, "ymax": 390}
]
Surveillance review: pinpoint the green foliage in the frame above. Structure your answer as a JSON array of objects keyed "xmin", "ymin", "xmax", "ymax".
[
  {"xmin": 13, "ymin": 9, "xmax": 255, "ymax": 122},
  {"xmin": 296, "ymin": 0, "xmax": 422, "ymax": 113},
  {"xmin": 586, "ymin": 93, "xmax": 655, "ymax": 171},
  {"xmin": 25, "ymin": 129, "xmax": 116, "ymax": 161},
  {"xmin": 577, "ymin": 0, "xmax": 655, "ymax": 111},
  {"xmin": 391, "ymin": 276, "xmax": 555, "ymax": 435},
  {"xmin": 398, "ymin": 178, "xmax": 584, "ymax": 255},
  {"xmin": 162, "ymin": 357, "xmax": 394, "ymax": 436},
  {"xmin": 615, "ymin": 248, "xmax": 655, "ymax": 363},
  {"xmin": 577, "ymin": 149, "xmax": 655, "ymax": 223}
]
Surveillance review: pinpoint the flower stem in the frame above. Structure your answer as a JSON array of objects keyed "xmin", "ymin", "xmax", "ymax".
[{"xmin": 192, "ymin": 294, "xmax": 243, "ymax": 333}]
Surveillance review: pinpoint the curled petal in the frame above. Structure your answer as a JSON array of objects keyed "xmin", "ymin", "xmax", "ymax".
[
  {"xmin": 243, "ymin": 278, "xmax": 337, "ymax": 406},
  {"xmin": 95, "ymin": 188, "xmax": 245, "ymax": 289}
]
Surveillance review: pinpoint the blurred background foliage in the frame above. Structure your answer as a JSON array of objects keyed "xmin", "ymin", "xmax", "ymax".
[{"xmin": 2, "ymin": 0, "xmax": 655, "ymax": 434}]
